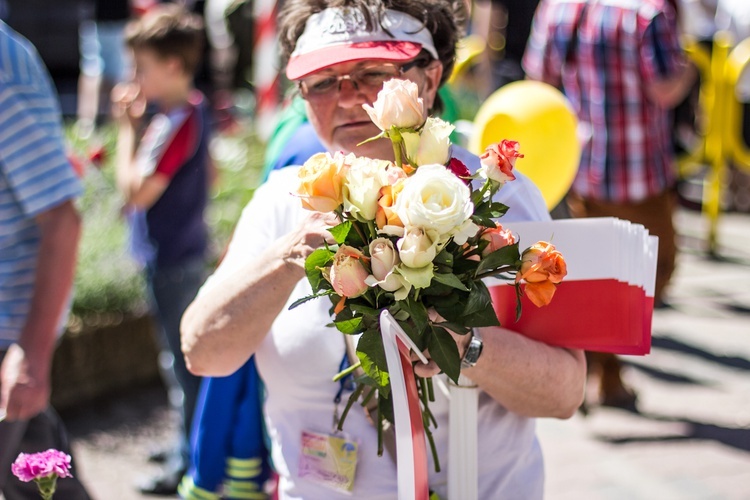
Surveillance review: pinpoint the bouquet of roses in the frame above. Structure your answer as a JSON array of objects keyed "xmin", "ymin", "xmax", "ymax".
[{"xmin": 291, "ymin": 79, "xmax": 566, "ymax": 468}]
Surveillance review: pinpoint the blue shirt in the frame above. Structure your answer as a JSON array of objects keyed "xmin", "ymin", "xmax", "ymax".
[
  {"xmin": 0, "ymin": 21, "xmax": 82, "ymax": 347},
  {"xmin": 128, "ymin": 92, "xmax": 210, "ymax": 268}
]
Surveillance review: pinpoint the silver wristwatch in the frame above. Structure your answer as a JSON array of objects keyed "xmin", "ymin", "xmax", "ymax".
[{"xmin": 461, "ymin": 328, "xmax": 484, "ymax": 368}]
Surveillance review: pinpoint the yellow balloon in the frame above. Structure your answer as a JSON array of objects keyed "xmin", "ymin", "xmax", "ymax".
[{"xmin": 469, "ymin": 81, "xmax": 580, "ymax": 210}]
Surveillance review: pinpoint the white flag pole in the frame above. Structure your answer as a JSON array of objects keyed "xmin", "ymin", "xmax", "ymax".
[{"xmin": 448, "ymin": 375, "xmax": 479, "ymax": 500}]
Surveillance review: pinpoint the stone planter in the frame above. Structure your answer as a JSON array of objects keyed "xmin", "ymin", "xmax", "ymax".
[{"xmin": 51, "ymin": 313, "xmax": 162, "ymax": 411}]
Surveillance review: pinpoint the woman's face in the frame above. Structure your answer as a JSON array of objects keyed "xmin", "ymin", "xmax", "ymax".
[{"xmin": 301, "ymin": 58, "xmax": 443, "ymax": 160}]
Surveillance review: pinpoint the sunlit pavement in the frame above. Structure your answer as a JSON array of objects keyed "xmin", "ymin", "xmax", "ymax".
[{"xmin": 539, "ymin": 208, "xmax": 750, "ymax": 500}]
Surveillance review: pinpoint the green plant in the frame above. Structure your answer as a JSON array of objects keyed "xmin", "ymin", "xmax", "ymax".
[
  {"xmin": 66, "ymin": 121, "xmax": 267, "ymax": 321},
  {"xmin": 68, "ymin": 125, "xmax": 148, "ymax": 319}
]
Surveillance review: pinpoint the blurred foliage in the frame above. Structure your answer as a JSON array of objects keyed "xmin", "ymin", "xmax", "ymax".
[{"xmin": 65, "ymin": 119, "xmax": 265, "ymax": 321}]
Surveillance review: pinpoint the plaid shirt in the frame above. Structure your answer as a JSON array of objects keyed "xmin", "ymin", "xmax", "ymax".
[{"xmin": 523, "ymin": 0, "xmax": 686, "ymax": 202}]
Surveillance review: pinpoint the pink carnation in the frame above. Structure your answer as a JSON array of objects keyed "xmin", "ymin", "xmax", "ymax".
[{"xmin": 11, "ymin": 449, "xmax": 73, "ymax": 482}]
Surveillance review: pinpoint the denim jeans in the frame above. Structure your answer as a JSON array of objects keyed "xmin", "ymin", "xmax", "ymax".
[
  {"xmin": 147, "ymin": 257, "xmax": 206, "ymax": 470},
  {"xmin": 0, "ymin": 351, "xmax": 91, "ymax": 499}
]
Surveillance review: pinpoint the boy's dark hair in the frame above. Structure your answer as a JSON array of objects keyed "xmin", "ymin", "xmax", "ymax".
[{"xmin": 125, "ymin": 4, "xmax": 205, "ymax": 76}]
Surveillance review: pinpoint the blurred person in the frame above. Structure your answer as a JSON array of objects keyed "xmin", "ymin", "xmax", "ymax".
[
  {"xmin": 0, "ymin": 19, "xmax": 91, "ymax": 500},
  {"xmin": 181, "ymin": 1, "xmax": 586, "ymax": 498},
  {"xmin": 524, "ymin": 0, "xmax": 697, "ymax": 410},
  {"xmin": 474, "ymin": 0, "xmax": 541, "ymax": 93},
  {"xmin": 112, "ymin": 4, "xmax": 211, "ymax": 495},
  {"xmin": 76, "ymin": 0, "xmax": 132, "ymax": 137}
]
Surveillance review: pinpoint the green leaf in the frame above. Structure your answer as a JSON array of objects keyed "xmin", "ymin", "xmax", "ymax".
[
  {"xmin": 288, "ymin": 290, "xmax": 334, "ymax": 310},
  {"xmin": 428, "ymin": 325, "xmax": 461, "ymax": 384},
  {"xmin": 432, "ymin": 272, "xmax": 469, "ymax": 291},
  {"xmin": 305, "ymin": 248, "xmax": 334, "ymax": 292},
  {"xmin": 356, "ymin": 329, "xmax": 390, "ymax": 389},
  {"xmin": 329, "ymin": 221, "xmax": 352, "ymax": 244},
  {"xmin": 475, "ymin": 243, "xmax": 520, "ymax": 276},
  {"xmin": 458, "ymin": 281, "xmax": 501, "ymax": 327},
  {"xmin": 402, "ymin": 296, "xmax": 429, "ymax": 336},
  {"xmin": 334, "ymin": 316, "xmax": 364, "ymax": 335},
  {"xmin": 433, "ymin": 249, "xmax": 454, "ymax": 267},
  {"xmin": 435, "ymin": 321, "xmax": 471, "ymax": 336}
]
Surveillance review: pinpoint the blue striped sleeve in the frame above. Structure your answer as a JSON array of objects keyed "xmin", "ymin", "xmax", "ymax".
[{"xmin": 0, "ymin": 84, "xmax": 81, "ymax": 219}]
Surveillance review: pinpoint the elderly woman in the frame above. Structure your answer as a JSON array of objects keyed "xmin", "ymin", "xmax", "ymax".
[{"xmin": 181, "ymin": 1, "xmax": 585, "ymax": 498}]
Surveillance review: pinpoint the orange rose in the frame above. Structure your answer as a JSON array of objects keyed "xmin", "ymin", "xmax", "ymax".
[
  {"xmin": 375, "ymin": 181, "xmax": 405, "ymax": 230},
  {"xmin": 480, "ymin": 225, "xmax": 516, "ymax": 257},
  {"xmin": 297, "ymin": 152, "xmax": 349, "ymax": 212},
  {"xmin": 516, "ymin": 241, "xmax": 567, "ymax": 307}
]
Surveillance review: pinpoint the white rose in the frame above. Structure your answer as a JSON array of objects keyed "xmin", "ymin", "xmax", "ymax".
[
  {"xmin": 363, "ymin": 79, "xmax": 425, "ymax": 131},
  {"xmin": 342, "ymin": 157, "xmax": 390, "ymax": 221},
  {"xmin": 393, "ymin": 164, "xmax": 475, "ymax": 239},
  {"xmin": 403, "ymin": 117, "xmax": 455, "ymax": 166}
]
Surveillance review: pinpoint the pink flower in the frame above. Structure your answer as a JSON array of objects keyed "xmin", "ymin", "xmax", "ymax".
[
  {"xmin": 12, "ymin": 449, "xmax": 73, "ymax": 482},
  {"xmin": 478, "ymin": 140, "xmax": 522, "ymax": 185},
  {"xmin": 447, "ymin": 158, "xmax": 471, "ymax": 184},
  {"xmin": 328, "ymin": 245, "xmax": 370, "ymax": 299},
  {"xmin": 480, "ymin": 225, "xmax": 516, "ymax": 256}
]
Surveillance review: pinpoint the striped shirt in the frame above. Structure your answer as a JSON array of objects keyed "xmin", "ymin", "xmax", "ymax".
[
  {"xmin": 0, "ymin": 21, "xmax": 82, "ymax": 347},
  {"xmin": 523, "ymin": 0, "xmax": 685, "ymax": 202}
]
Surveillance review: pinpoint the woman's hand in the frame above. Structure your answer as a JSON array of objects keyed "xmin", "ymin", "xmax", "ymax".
[
  {"xmin": 279, "ymin": 211, "xmax": 338, "ymax": 274},
  {"xmin": 411, "ymin": 309, "xmax": 473, "ymax": 378}
]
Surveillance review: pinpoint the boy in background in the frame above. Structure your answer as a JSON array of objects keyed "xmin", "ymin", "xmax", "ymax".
[{"xmin": 112, "ymin": 4, "xmax": 210, "ymax": 494}]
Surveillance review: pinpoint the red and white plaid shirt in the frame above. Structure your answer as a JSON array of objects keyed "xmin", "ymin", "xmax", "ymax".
[{"xmin": 523, "ymin": 0, "xmax": 686, "ymax": 203}]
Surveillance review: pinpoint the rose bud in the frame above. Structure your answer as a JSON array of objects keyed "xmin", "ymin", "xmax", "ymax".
[
  {"xmin": 363, "ymin": 79, "xmax": 425, "ymax": 131},
  {"xmin": 403, "ymin": 117, "xmax": 454, "ymax": 166},
  {"xmin": 328, "ymin": 245, "xmax": 371, "ymax": 298},
  {"xmin": 447, "ymin": 157, "xmax": 471, "ymax": 184},
  {"xmin": 480, "ymin": 225, "xmax": 516, "ymax": 257},
  {"xmin": 366, "ymin": 238, "xmax": 407, "ymax": 293},
  {"xmin": 397, "ymin": 227, "xmax": 439, "ymax": 269}
]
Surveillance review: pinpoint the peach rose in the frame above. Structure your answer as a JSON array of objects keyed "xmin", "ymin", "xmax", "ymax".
[
  {"xmin": 297, "ymin": 152, "xmax": 350, "ymax": 213},
  {"xmin": 516, "ymin": 241, "xmax": 567, "ymax": 307},
  {"xmin": 375, "ymin": 181, "xmax": 405, "ymax": 231},
  {"xmin": 328, "ymin": 245, "xmax": 370, "ymax": 298},
  {"xmin": 480, "ymin": 225, "xmax": 516, "ymax": 257},
  {"xmin": 363, "ymin": 79, "xmax": 425, "ymax": 131},
  {"xmin": 478, "ymin": 140, "xmax": 522, "ymax": 185}
]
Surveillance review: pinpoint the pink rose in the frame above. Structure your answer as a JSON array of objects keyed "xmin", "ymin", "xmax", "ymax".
[
  {"xmin": 479, "ymin": 140, "xmax": 522, "ymax": 185},
  {"xmin": 328, "ymin": 245, "xmax": 370, "ymax": 298},
  {"xmin": 480, "ymin": 225, "xmax": 516, "ymax": 257}
]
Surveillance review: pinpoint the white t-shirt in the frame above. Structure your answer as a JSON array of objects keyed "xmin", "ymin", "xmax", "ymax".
[{"xmin": 203, "ymin": 149, "xmax": 550, "ymax": 499}]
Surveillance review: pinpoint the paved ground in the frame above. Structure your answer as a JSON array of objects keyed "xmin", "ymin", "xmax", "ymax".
[{"xmin": 60, "ymin": 207, "xmax": 750, "ymax": 500}]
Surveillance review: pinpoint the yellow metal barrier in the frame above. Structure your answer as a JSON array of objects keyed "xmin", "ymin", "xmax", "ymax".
[{"xmin": 680, "ymin": 32, "xmax": 750, "ymax": 254}]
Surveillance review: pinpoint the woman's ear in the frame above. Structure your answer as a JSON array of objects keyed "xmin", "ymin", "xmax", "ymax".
[{"xmin": 421, "ymin": 60, "xmax": 444, "ymax": 112}]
